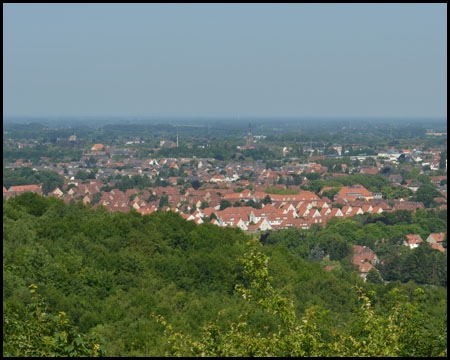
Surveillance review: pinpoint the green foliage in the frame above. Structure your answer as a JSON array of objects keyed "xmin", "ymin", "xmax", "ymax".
[
  {"xmin": 264, "ymin": 186, "xmax": 300, "ymax": 195},
  {"xmin": 366, "ymin": 268, "xmax": 384, "ymax": 285},
  {"xmin": 304, "ymin": 173, "xmax": 391, "ymax": 194},
  {"xmin": 154, "ymin": 242, "xmax": 326, "ymax": 356},
  {"xmin": 381, "ymin": 185, "xmax": 414, "ymax": 200},
  {"xmin": 3, "ymin": 167, "xmax": 64, "ymax": 195},
  {"xmin": 219, "ymin": 199, "xmax": 232, "ymax": 210},
  {"xmin": 155, "ymin": 243, "xmax": 447, "ymax": 357},
  {"xmin": 191, "ymin": 179, "xmax": 202, "ymax": 190},
  {"xmin": 114, "ymin": 174, "xmax": 152, "ymax": 191},
  {"xmin": 3, "ymin": 284, "xmax": 105, "ymax": 357},
  {"xmin": 321, "ymin": 186, "xmax": 341, "ymax": 200},
  {"xmin": 158, "ymin": 194, "xmax": 170, "ymax": 209},
  {"xmin": 91, "ymin": 192, "xmax": 102, "ymax": 205},
  {"xmin": 3, "ymin": 194, "xmax": 447, "ymax": 356},
  {"xmin": 411, "ymin": 184, "xmax": 442, "ymax": 208}
]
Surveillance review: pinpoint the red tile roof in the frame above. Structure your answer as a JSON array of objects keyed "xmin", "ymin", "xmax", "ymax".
[{"xmin": 8, "ymin": 184, "xmax": 42, "ymax": 193}]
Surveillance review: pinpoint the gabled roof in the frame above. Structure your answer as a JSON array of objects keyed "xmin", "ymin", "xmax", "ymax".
[
  {"xmin": 247, "ymin": 218, "xmax": 272, "ymax": 232},
  {"xmin": 426, "ymin": 232, "xmax": 446, "ymax": 244},
  {"xmin": 336, "ymin": 184, "xmax": 373, "ymax": 201},
  {"xmin": 430, "ymin": 243, "xmax": 445, "ymax": 252},
  {"xmin": 405, "ymin": 234, "xmax": 423, "ymax": 245},
  {"xmin": 352, "ymin": 245, "xmax": 378, "ymax": 274}
]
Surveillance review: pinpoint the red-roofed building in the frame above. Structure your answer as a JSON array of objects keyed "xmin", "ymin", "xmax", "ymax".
[
  {"xmin": 335, "ymin": 184, "xmax": 374, "ymax": 202},
  {"xmin": 404, "ymin": 234, "xmax": 423, "ymax": 249},
  {"xmin": 352, "ymin": 245, "xmax": 379, "ymax": 280},
  {"xmin": 7, "ymin": 184, "xmax": 43, "ymax": 198},
  {"xmin": 430, "ymin": 243, "xmax": 446, "ymax": 252},
  {"xmin": 426, "ymin": 232, "xmax": 446, "ymax": 244}
]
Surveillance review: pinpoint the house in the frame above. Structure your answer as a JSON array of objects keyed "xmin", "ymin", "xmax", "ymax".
[
  {"xmin": 426, "ymin": 232, "xmax": 446, "ymax": 252},
  {"xmin": 352, "ymin": 245, "xmax": 379, "ymax": 280},
  {"xmin": 247, "ymin": 218, "xmax": 272, "ymax": 232},
  {"xmin": 50, "ymin": 187, "xmax": 64, "ymax": 197},
  {"xmin": 406, "ymin": 182, "xmax": 422, "ymax": 193},
  {"xmin": 392, "ymin": 201, "xmax": 425, "ymax": 212},
  {"xmin": 344, "ymin": 207, "xmax": 364, "ymax": 217},
  {"xmin": 7, "ymin": 184, "xmax": 43, "ymax": 197},
  {"xmin": 404, "ymin": 234, "xmax": 423, "ymax": 249},
  {"xmin": 426, "ymin": 232, "xmax": 446, "ymax": 244},
  {"xmin": 90, "ymin": 143, "xmax": 105, "ymax": 151},
  {"xmin": 359, "ymin": 166, "xmax": 379, "ymax": 175},
  {"xmin": 431, "ymin": 175, "xmax": 446, "ymax": 186},
  {"xmin": 335, "ymin": 184, "xmax": 374, "ymax": 202}
]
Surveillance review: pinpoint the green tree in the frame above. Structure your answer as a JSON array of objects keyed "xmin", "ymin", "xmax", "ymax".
[
  {"xmin": 158, "ymin": 194, "xmax": 169, "ymax": 209},
  {"xmin": 219, "ymin": 199, "xmax": 232, "ymax": 210},
  {"xmin": 309, "ymin": 245, "xmax": 325, "ymax": 262},
  {"xmin": 439, "ymin": 150, "xmax": 446, "ymax": 169},
  {"xmin": 3, "ymin": 284, "xmax": 105, "ymax": 357},
  {"xmin": 153, "ymin": 242, "xmax": 445, "ymax": 357},
  {"xmin": 318, "ymin": 233, "xmax": 352, "ymax": 261},
  {"xmin": 262, "ymin": 195, "xmax": 272, "ymax": 205},
  {"xmin": 365, "ymin": 268, "xmax": 383, "ymax": 285},
  {"xmin": 91, "ymin": 192, "xmax": 102, "ymax": 206},
  {"xmin": 153, "ymin": 241, "xmax": 326, "ymax": 356},
  {"xmin": 412, "ymin": 184, "xmax": 441, "ymax": 208},
  {"xmin": 191, "ymin": 179, "xmax": 202, "ymax": 190}
]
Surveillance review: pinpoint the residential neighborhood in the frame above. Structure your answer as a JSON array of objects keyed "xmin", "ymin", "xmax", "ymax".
[
  {"xmin": 3, "ymin": 118, "xmax": 447, "ymax": 283},
  {"xmin": 3, "ymin": 140, "xmax": 446, "ymax": 235}
]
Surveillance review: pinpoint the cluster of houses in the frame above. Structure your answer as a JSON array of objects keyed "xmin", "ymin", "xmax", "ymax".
[
  {"xmin": 3, "ymin": 176, "xmax": 446, "ymax": 282},
  {"xmin": 3, "ymin": 167, "xmax": 446, "ymax": 232},
  {"xmin": 181, "ymin": 186, "xmax": 387, "ymax": 231},
  {"xmin": 4, "ymin": 130, "xmax": 447, "ymax": 284},
  {"xmin": 2, "ymin": 179, "xmax": 427, "ymax": 231},
  {"xmin": 404, "ymin": 232, "xmax": 446, "ymax": 252},
  {"xmin": 350, "ymin": 231, "xmax": 446, "ymax": 280}
]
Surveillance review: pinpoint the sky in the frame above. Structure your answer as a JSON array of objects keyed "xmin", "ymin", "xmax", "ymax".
[{"xmin": 3, "ymin": 3, "xmax": 447, "ymax": 119}]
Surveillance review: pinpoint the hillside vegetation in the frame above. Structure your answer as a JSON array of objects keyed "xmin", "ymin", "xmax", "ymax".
[{"xmin": 3, "ymin": 193, "xmax": 447, "ymax": 356}]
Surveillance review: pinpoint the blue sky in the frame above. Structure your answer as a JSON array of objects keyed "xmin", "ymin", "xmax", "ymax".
[{"xmin": 3, "ymin": 3, "xmax": 447, "ymax": 119}]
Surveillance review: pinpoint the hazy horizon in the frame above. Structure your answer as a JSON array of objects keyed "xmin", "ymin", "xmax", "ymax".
[{"xmin": 3, "ymin": 3, "xmax": 447, "ymax": 119}]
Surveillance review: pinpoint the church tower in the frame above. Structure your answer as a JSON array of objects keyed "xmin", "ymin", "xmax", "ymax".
[{"xmin": 246, "ymin": 123, "xmax": 254, "ymax": 147}]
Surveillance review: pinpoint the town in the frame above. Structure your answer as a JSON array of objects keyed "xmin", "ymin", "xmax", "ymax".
[
  {"xmin": 3, "ymin": 4, "xmax": 446, "ymax": 357},
  {"xmin": 4, "ymin": 118, "xmax": 447, "ymax": 235}
]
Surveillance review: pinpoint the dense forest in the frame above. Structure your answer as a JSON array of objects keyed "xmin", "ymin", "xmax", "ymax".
[{"xmin": 3, "ymin": 193, "xmax": 447, "ymax": 356}]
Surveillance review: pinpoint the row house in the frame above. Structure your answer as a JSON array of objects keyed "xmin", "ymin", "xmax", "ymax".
[
  {"xmin": 342, "ymin": 205, "xmax": 364, "ymax": 217},
  {"xmin": 217, "ymin": 206, "xmax": 255, "ymax": 222},
  {"xmin": 181, "ymin": 212, "xmax": 204, "ymax": 225},
  {"xmin": 245, "ymin": 218, "xmax": 273, "ymax": 232},
  {"xmin": 392, "ymin": 201, "xmax": 425, "ymax": 212},
  {"xmin": 320, "ymin": 207, "xmax": 344, "ymax": 218},
  {"xmin": 270, "ymin": 191, "xmax": 320, "ymax": 206},
  {"xmin": 4, "ymin": 184, "xmax": 43, "ymax": 199},
  {"xmin": 49, "ymin": 187, "xmax": 64, "ymax": 198},
  {"xmin": 222, "ymin": 189, "xmax": 253, "ymax": 203},
  {"xmin": 278, "ymin": 217, "xmax": 310, "ymax": 230}
]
